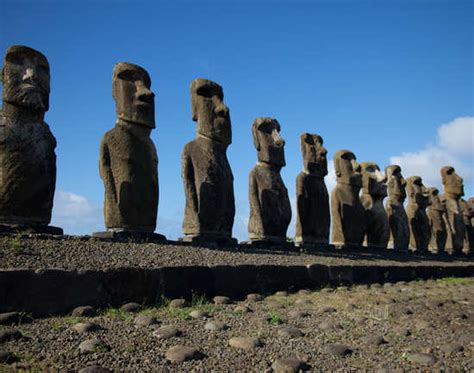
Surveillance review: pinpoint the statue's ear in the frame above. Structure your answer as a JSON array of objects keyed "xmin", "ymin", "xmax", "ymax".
[
  {"xmin": 334, "ymin": 157, "xmax": 341, "ymax": 177},
  {"xmin": 252, "ymin": 123, "xmax": 261, "ymax": 151}
]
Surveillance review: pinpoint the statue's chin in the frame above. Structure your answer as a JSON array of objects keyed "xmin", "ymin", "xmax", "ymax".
[{"xmin": 17, "ymin": 91, "xmax": 47, "ymax": 112}]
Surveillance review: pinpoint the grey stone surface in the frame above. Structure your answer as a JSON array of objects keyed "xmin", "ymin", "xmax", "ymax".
[
  {"xmin": 295, "ymin": 133, "xmax": 330, "ymax": 246},
  {"xmin": 277, "ymin": 327, "xmax": 304, "ymax": 338},
  {"xmin": 181, "ymin": 78, "xmax": 236, "ymax": 246},
  {"xmin": 385, "ymin": 165, "xmax": 410, "ymax": 251},
  {"xmin": 0, "ymin": 312, "xmax": 20, "ymax": 325},
  {"xmin": 204, "ymin": 321, "xmax": 227, "ymax": 331},
  {"xmin": 120, "ymin": 302, "xmax": 141, "ymax": 312},
  {"xmin": 97, "ymin": 62, "xmax": 162, "ymax": 237},
  {"xmin": 406, "ymin": 352, "xmax": 436, "ymax": 366},
  {"xmin": 248, "ymin": 118, "xmax": 291, "ymax": 244},
  {"xmin": 169, "ymin": 299, "xmax": 187, "ymax": 308},
  {"xmin": 441, "ymin": 166, "xmax": 466, "ymax": 255},
  {"xmin": 0, "ymin": 45, "xmax": 60, "ymax": 233},
  {"xmin": 427, "ymin": 187, "xmax": 447, "ymax": 254},
  {"xmin": 406, "ymin": 176, "xmax": 431, "ymax": 253},
  {"xmin": 331, "ymin": 150, "xmax": 365, "ymax": 247},
  {"xmin": 271, "ymin": 357, "xmax": 309, "ymax": 372},
  {"xmin": 71, "ymin": 322, "xmax": 101, "ymax": 334},
  {"xmin": 325, "ymin": 343, "xmax": 352, "ymax": 357},
  {"xmin": 78, "ymin": 338, "xmax": 109, "ymax": 354},
  {"xmin": 153, "ymin": 325, "xmax": 181, "ymax": 339},
  {"xmin": 360, "ymin": 162, "xmax": 389, "ymax": 249},
  {"xmin": 229, "ymin": 336, "xmax": 262, "ymax": 350},
  {"xmin": 165, "ymin": 345, "xmax": 202, "ymax": 362},
  {"xmin": 134, "ymin": 315, "xmax": 158, "ymax": 327},
  {"xmin": 71, "ymin": 306, "xmax": 95, "ymax": 317},
  {"xmin": 0, "ymin": 350, "xmax": 16, "ymax": 364},
  {"xmin": 213, "ymin": 296, "xmax": 231, "ymax": 305},
  {"xmin": 0, "ymin": 328, "xmax": 22, "ymax": 343}
]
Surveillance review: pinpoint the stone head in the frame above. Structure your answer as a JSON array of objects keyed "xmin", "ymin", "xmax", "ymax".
[
  {"xmin": 440, "ymin": 166, "xmax": 464, "ymax": 199},
  {"xmin": 333, "ymin": 150, "xmax": 361, "ymax": 187},
  {"xmin": 190, "ymin": 78, "xmax": 231, "ymax": 146},
  {"xmin": 385, "ymin": 165, "xmax": 407, "ymax": 203},
  {"xmin": 361, "ymin": 162, "xmax": 387, "ymax": 198},
  {"xmin": 406, "ymin": 176, "xmax": 430, "ymax": 208},
  {"xmin": 300, "ymin": 133, "xmax": 327, "ymax": 177},
  {"xmin": 252, "ymin": 117, "xmax": 285, "ymax": 167},
  {"xmin": 112, "ymin": 62, "xmax": 155, "ymax": 129},
  {"xmin": 2, "ymin": 45, "xmax": 50, "ymax": 113},
  {"xmin": 427, "ymin": 187, "xmax": 445, "ymax": 212}
]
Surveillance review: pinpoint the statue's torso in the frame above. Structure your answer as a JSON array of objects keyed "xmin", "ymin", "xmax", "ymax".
[
  {"xmin": 361, "ymin": 195, "xmax": 389, "ymax": 248},
  {"xmin": 385, "ymin": 199, "xmax": 410, "ymax": 250},
  {"xmin": 444, "ymin": 197, "xmax": 465, "ymax": 253}
]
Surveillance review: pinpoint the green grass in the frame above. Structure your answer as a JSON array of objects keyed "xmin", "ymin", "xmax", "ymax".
[
  {"xmin": 9, "ymin": 235, "xmax": 24, "ymax": 255},
  {"xmin": 437, "ymin": 277, "xmax": 471, "ymax": 285},
  {"xmin": 268, "ymin": 311, "xmax": 284, "ymax": 325}
]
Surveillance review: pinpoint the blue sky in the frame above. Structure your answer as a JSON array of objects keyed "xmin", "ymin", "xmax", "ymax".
[{"xmin": 1, "ymin": 0, "xmax": 473, "ymax": 239}]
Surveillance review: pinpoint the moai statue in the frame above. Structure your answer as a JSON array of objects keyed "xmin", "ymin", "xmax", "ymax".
[
  {"xmin": 248, "ymin": 117, "xmax": 291, "ymax": 245},
  {"xmin": 385, "ymin": 165, "xmax": 409, "ymax": 251},
  {"xmin": 360, "ymin": 162, "xmax": 389, "ymax": 249},
  {"xmin": 331, "ymin": 150, "xmax": 365, "ymax": 248},
  {"xmin": 459, "ymin": 198, "xmax": 473, "ymax": 255},
  {"xmin": 406, "ymin": 176, "xmax": 431, "ymax": 253},
  {"xmin": 295, "ymin": 133, "xmax": 330, "ymax": 247},
  {"xmin": 426, "ymin": 187, "xmax": 447, "ymax": 254},
  {"xmin": 95, "ymin": 62, "xmax": 165, "ymax": 240},
  {"xmin": 0, "ymin": 45, "xmax": 62, "ymax": 234},
  {"xmin": 181, "ymin": 78, "xmax": 236, "ymax": 246},
  {"xmin": 441, "ymin": 166, "xmax": 465, "ymax": 255}
]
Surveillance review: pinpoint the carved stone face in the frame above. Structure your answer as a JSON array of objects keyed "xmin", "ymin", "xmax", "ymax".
[
  {"xmin": 441, "ymin": 166, "xmax": 464, "ymax": 198},
  {"xmin": 385, "ymin": 165, "xmax": 407, "ymax": 203},
  {"xmin": 333, "ymin": 150, "xmax": 361, "ymax": 187},
  {"xmin": 428, "ymin": 187, "xmax": 445, "ymax": 211},
  {"xmin": 2, "ymin": 45, "xmax": 50, "ymax": 113},
  {"xmin": 406, "ymin": 176, "xmax": 430, "ymax": 209},
  {"xmin": 361, "ymin": 162, "xmax": 387, "ymax": 198},
  {"xmin": 112, "ymin": 62, "xmax": 155, "ymax": 129},
  {"xmin": 252, "ymin": 117, "xmax": 285, "ymax": 167},
  {"xmin": 191, "ymin": 78, "xmax": 231, "ymax": 146},
  {"xmin": 300, "ymin": 133, "xmax": 327, "ymax": 176}
]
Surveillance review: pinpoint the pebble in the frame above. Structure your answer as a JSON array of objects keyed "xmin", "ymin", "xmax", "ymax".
[
  {"xmin": 78, "ymin": 366, "xmax": 112, "ymax": 373},
  {"xmin": 275, "ymin": 291, "xmax": 288, "ymax": 297},
  {"xmin": 204, "ymin": 321, "xmax": 227, "ymax": 331},
  {"xmin": 354, "ymin": 316, "xmax": 367, "ymax": 325},
  {"xmin": 362, "ymin": 335, "xmax": 387, "ymax": 346},
  {"xmin": 246, "ymin": 293, "xmax": 263, "ymax": 302},
  {"xmin": 295, "ymin": 299, "xmax": 311, "ymax": 305},
  {"xmin": 153, "ymin": 325, "xmax": 181, "ymax": 339},
  {"xmin": 0, "ymin": 312, "xmax": 20, "ymax": 325},
  {"xmin": 406, "ymin": 352, "xmax": 436, "ymax": 366},
  {"xmin": 72, "ymin": 322, "xmax": 101, "ymax": 334},
  {"xmin": 169, "ymin": 299, "xmax": 187, "ymax": 308},
  {"xmin": 0, "ymin": 350, "xmax": 16, "ymax": 364},
  {"xmin": 277, "ymin": 327, "xmax": 304, "ymax": 338},
  {"xmin": 134, "ymin": 315, "xmax": 158, "ymax": 327},
  {"xmin": 71, "ymin": 306, "xmax": 96, "ymax": 317},
  {"xmin": 414, "ymin": 320, "xmax": 433, "ymax": 330},
  {"xmin": 213, "ymin": 296, "xmax": 231, "ymax": 305},
  {"xmin": 271, "ymin": 357, "xmax": 308, "ymax": 372},
  {"xmin": 78, "ymin": 338, "xmax": 110, "ymax": 354},
  {"xmin": 0, "ymin": 329, "xmax": 22, "ymax": 343},
  {"xmin": 297, "ymin": 289, "xmax": 311, "ymax": 295},
  {"xmin": 393, "ymin": 327, "xmax": 411, "ymax": 337},
  {"xmin": 288, "ymin": 310, "xmax": 309, "ymax": 319},
  {"xmin": 120, "ymin": 302, "xmax": 141, "ymax": 313},
  {"xmin": 190, "ymin": 310, "xmax": 208, "ymax": 319},
  {"xmin": 440, "ymin": 343, "xmax": 463, "ymax": 353},
  {"xmin": 234, "ymin": 305, "xmax": 252, "ymax": 314},
  {"xmin": 165, "ymin": 345, "xmax": 202, "ymax": 362},
  {"xmin": 229, "ymin": 336, "xmax": 262, "ymax": 350},
  {"xmin": 325, "ymin": 343, "xmax": 352, "ymax": 357},
  {"xmin": 320, "ymin": 320, "xmax": 342, "ymax": 331},
  {"xmin": 320, "ymin": 306, "xmax": 337, "ymax": 314},
  {"xmin": 321, "ymin": 288, "xmax": 334, "ymax": 293}
]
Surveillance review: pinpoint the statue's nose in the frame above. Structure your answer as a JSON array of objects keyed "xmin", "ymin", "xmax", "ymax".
[
  {"xmin": 23, "ymin": 67, "xmax": 37, "ymax": 82},
  {"xmin": 214, "ymin": 102, "xmax": 229, "ymax": 117}
]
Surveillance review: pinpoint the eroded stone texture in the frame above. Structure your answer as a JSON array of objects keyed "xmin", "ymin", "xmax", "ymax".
[
  {"xmin": 427, "ymin": 187, "xmax": 447, "ymax": 254},
  {"xmin": 360, "ymin": 162, "xmax": 389, "ymax": 249},
  {"xmin": 385, "ymin": 165, "xmax": 409, "ymax": 251},
  {"xmin": 248, "ymin": 118, "xmax": 291, "ymax": 244},
  {"xmin": 441, "ymin": 166, "xmax": 465, "ymax": 255},
  {"xmin": 295, "ymin": 133, "xmax": 330, "ymax": 246},
  {"xmin": 330, "ymin": 150, "xmax": 365, "ymax": 247},
  {"xmin": 459, "ymin": 198, "xmax": 473, "ymax": 255},
  {"xmin": 181, "ymin": 78, "xmax": 236, "ymax": 245},
  {"xmin": 0, "ymin": 45, "xmax": 61, "ymax": 234},
  {"xmin": 97, "ymin": 62, "xmax": 162, "ymax": 238},
  {"xmin": 406, "ymin": 176, "xmax": 431, "ymax": 253}
]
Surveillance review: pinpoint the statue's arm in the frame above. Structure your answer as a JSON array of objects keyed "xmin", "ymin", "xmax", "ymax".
[
  {"xmin": 249, "ymin": 170, "xmax": 264, "ymax": 233},
  {"xmin": 296, "ymin": 174, "xmax": 307, "ymax": 221},
  {"xmin": 182, "ymin": 149, "xmax": 198, "ymax": 214},
  {"xmin": 99, "ymin": 139, "xmax": 117, "ymax": 204}
]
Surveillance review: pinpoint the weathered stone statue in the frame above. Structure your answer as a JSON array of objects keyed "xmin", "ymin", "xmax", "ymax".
[
  {"xmin": 459, "ymin": 198, "xmax": 473, "ymax": 255},
  {"xmin": 0, "ymin": 45, "xmax": 62, "ymax": 234},
  {"xmin": 331, "ymin": 150, "xmax": 365, "ymax": 248},
  {"xmin": 181, "ymin": 78, "xmax": 236, "ymax": 245},
  {"xmin": 441, "ymin": 166, "xmax": 465, "ymax": 255},
  {"xmin": 360, "ymin": 162, "xmax": 389, "ymax": 249},
  {"xmin": 95, "ymin": 62, "xmax": 164, "ymax": 240},
  {"xmin": 248, "ymin": 117, "xmax": 291, "ymax": 244},
  {"xmin": 385, "ymin": 165, "xmax": 409, "ymax": 251},
  {"xmin": 427, "ymin": 187, "xmax": 447, "ymax": 254},
  {"xmin": 406, "ymin": 176, "xmax": 431, "ymax": 253},
  {"xmin": 295, "ymin": 133, "xmax": 330, "ymax": 247}
]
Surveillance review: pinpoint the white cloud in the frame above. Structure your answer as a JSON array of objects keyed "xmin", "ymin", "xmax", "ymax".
[{"xmin": 389, "ymin": 116, "xmax": 474, "ymax": 192}]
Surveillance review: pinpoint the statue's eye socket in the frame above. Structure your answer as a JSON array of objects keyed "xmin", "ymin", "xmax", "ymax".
[
  {"xmin": 197, "ymin": 86, "xmax": 213, "ymax": 98},
  {"xmin": 5, "ymin": 52, "xmax": 24, "ymax": 65}
]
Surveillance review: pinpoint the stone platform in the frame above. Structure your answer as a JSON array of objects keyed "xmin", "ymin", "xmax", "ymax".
[{"xmin": 0, "ymin": 235, "xmax": 472, "ymax": 316}]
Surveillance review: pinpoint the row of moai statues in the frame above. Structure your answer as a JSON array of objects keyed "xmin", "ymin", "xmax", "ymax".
[{"xmin": 0, "ymin": 45, "xmax": 473, "ymax": 255}]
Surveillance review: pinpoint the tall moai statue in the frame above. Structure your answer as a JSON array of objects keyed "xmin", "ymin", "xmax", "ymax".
[
  {"xmin": 181, "ymin": 78, "xmax": 236, "ymax": 246},
  {"xmin": 441, "ymin": 166, "xmax": 465, "ymax": 255},
  {"xmin": 406, "ymin": 176, "xmax": 431, "ymax": 253},
  {"xmin": 331, "ymin": 150, "xmax": 365, "ymax": 248},
  {"xmin": 248, "ymin": 118, "xmax": 291, "ymax": 245},
  {"xmin": 0, "ymin": 45, "xmax": 62, "ymax": 234},
  {"xmin": 427, "ymin": 187, "xmax": 447, "ymax": 254},
  {"xmin": 385, "ymin": 165, "xmax": 409, "ymax": 251},
  {"xmin": 459, "ymin": 198, "xmax": 473, "ymax": 255},
  {"xmin": 95, "ymin": 62, "xmax": 165, "ymax": 240},
  {"xmin": 295, "ymin": 133, "xmax": 330, "ymax": 247},
  {"xmin": 360, "ymin": 162, "xmax": 389, "ymax": 249}
]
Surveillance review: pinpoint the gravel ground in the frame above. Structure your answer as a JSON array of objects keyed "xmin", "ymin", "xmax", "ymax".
[
  {"xmin": 0, "ymin": 277, "xmax": 472, "ymax": 372},
  {"xmin": 0, "ymin": 235, "xmax": 472, "ymax": 270}
]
